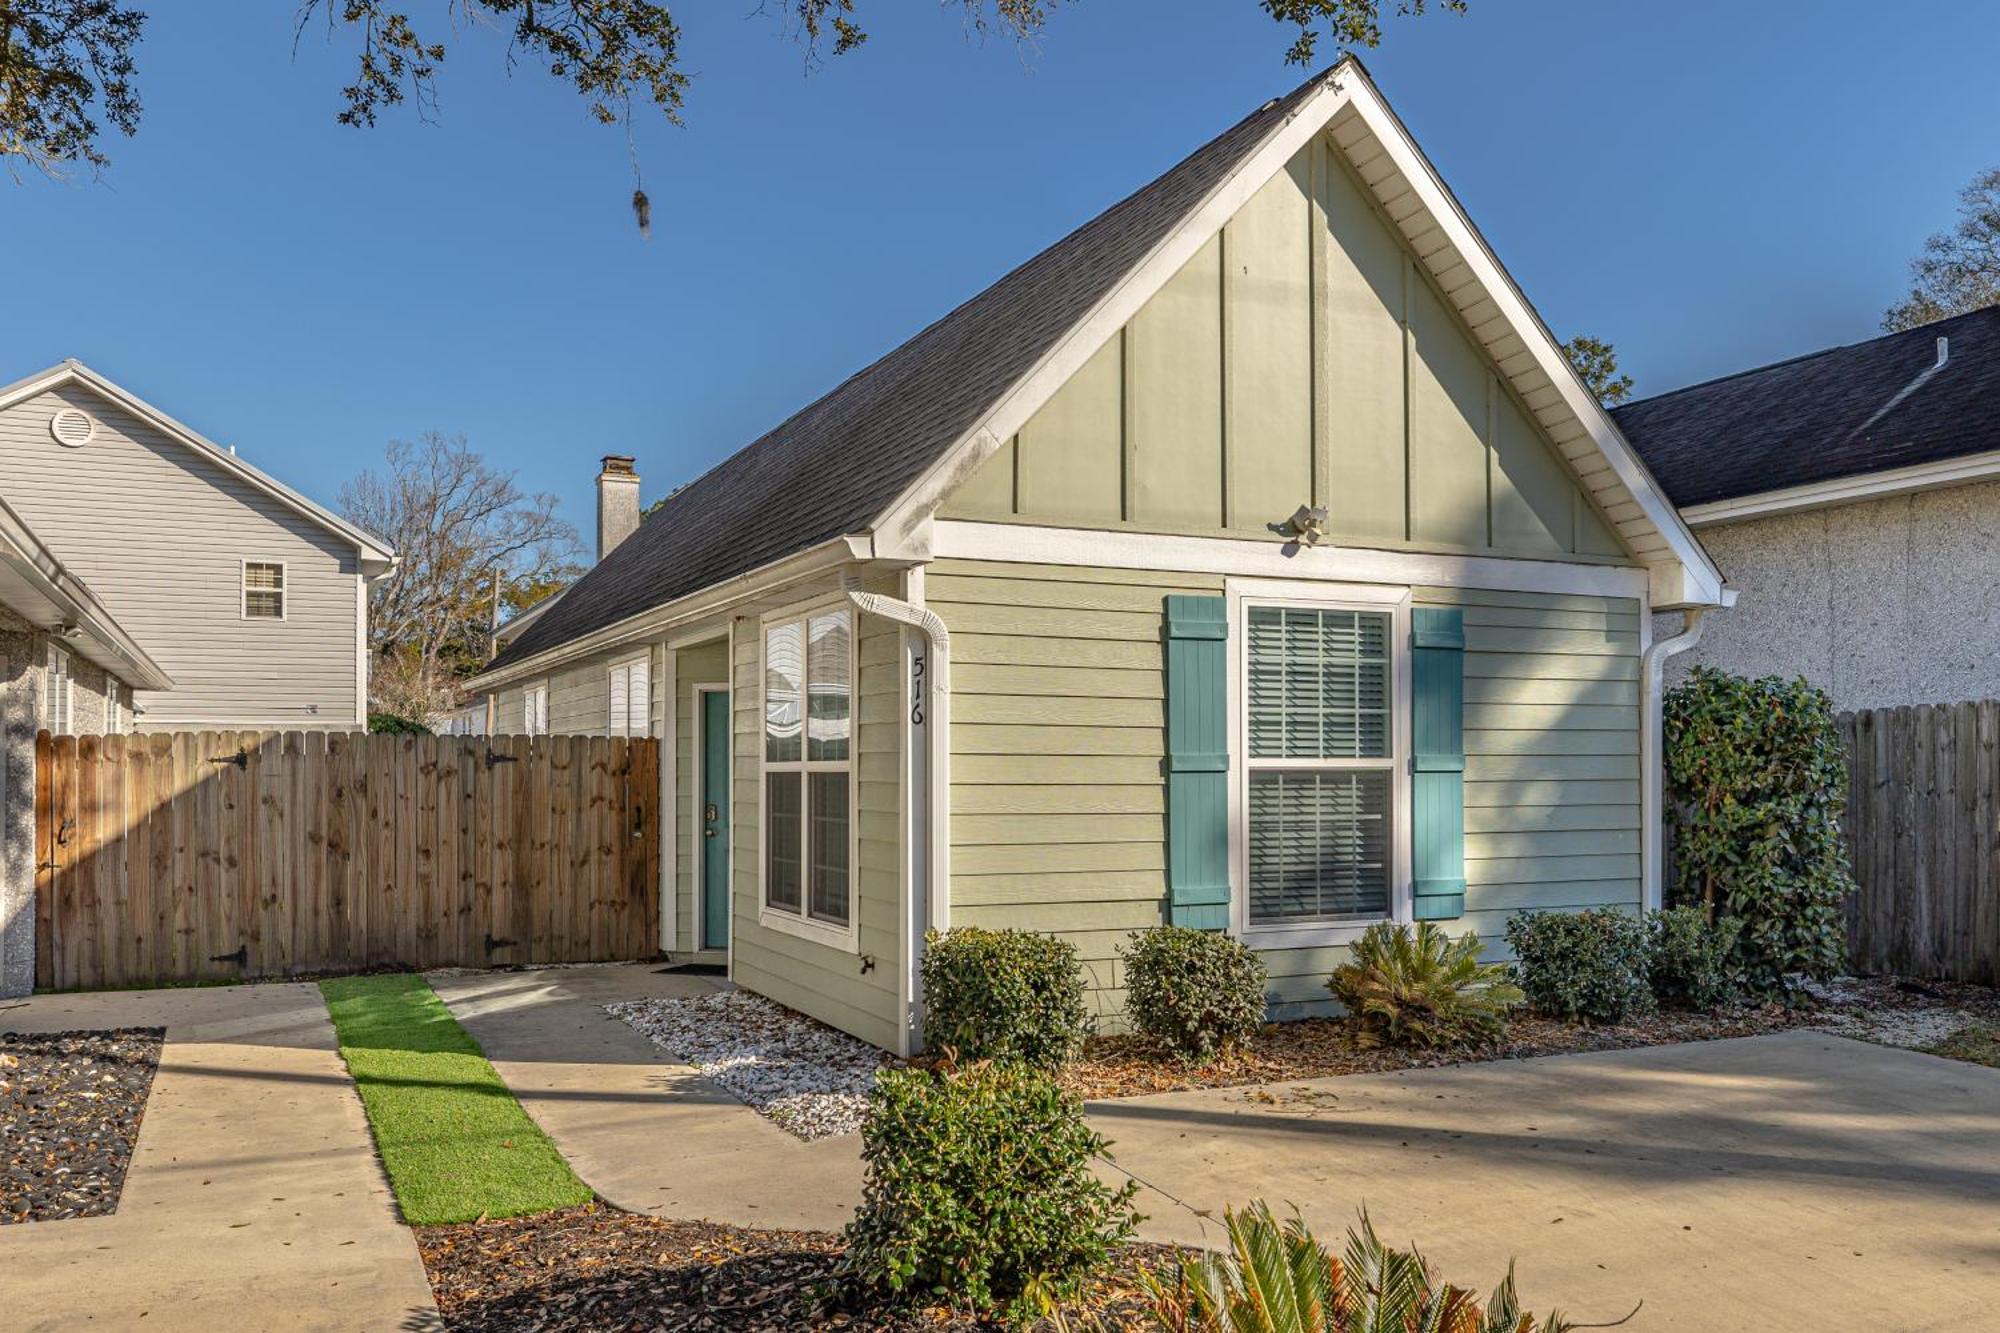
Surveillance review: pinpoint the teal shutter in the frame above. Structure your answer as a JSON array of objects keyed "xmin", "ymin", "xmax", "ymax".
[
  {"xmin": 1410, "ymin": 607, "xmax": 1466, "ymax": 920},
  {"xmin": 1164, "ymin": 595, "xmax": 1230, "ymax": 930}
]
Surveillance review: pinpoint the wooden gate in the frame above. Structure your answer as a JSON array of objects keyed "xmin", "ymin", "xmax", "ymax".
[{"xmin": 34, "ymin": 731, "xmax": 660, "ymax": 991}]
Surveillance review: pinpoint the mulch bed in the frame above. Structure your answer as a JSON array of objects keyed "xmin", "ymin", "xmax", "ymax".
[
  {"xmin": 2, "ymin": 1026, "xmax": 164, "ymax": 1224},
  {"xmin": 417, "ymin": 1203, "xmax": 1185, "ymax": 1331},
  {"xmin": 1059, "ymin": 1002, "xmax": 1827, "ymax": 1100}
]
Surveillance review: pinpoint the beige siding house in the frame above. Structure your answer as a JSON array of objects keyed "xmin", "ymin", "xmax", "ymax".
[
  {"xmin": 475, "ymin": 60, "xmax": 1727, "ymax": 1051},
  {"xmin": 0, "ymin": 361, "xmax": 396, "ymax": 732}
]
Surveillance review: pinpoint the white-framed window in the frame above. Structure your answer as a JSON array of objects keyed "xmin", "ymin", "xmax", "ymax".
[
  {"xmin": 242, "ymin": 560, "xmax": 286, "ymax": 620},
  {"xmin": 607, "ymin": 656, "xmax": 649, "ymax": 737},
  {"xmin": 106, "ymin": 679, "xmax": 124, "ymax": 734},
  {"xmin": 523, "ymin": 682, "xmax": 549, "ymax": 737},
  {"xmin": 45, "ymin": 643, "xmax": 74, "ymax": 736},
  {"xmin": 1231, "ymin": 582, "xmax": 1411, "ymax": 947},
  {"xmin": 759, "ymin": 602, "xmax": 855, "ymax": 947}
]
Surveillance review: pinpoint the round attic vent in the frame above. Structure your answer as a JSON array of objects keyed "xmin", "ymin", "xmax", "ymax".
[{"xmin": 49, "ymin": 408, "xmax": 97, "ymax": 447}]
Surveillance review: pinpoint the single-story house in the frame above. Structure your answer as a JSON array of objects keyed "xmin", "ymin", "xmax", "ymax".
[
  {"xmin": 474, "ymin": 59, "xmax": 1728, "ymax": 1054},
  {"xmin": 1615, "ymin": 305, "xmax": 2000, "ymax": 712},
  {"xmin": 0, "ymin": 360, "xmax": 398, "ymax": 734}
]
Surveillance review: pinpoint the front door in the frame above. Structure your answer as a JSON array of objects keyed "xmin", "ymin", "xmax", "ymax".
[{"xmin": 700, "ymin": 688, "xmax": 731, "ymax": 952}]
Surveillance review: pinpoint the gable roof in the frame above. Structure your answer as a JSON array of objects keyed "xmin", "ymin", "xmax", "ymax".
[
  {"xmin": 1613, "ymin": 305, "xmax": 2000, "ymax": 513},
  {"xmin": 487, "ymin": 60, "xmax": 1722, "ymax": 678},
  {"xmin": 0, "ymin": 360, "xmax": 398, "ymax": 572}
]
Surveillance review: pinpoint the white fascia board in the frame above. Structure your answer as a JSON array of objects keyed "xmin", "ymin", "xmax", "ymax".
[
  {"xmin": 1335, "ymin": 77, "xmax": 1725, "ymax": 609},
  {"xmin": 0, "ymin": 362, "xmax": 399, "ymax": 573},
  {"xmin": 931, "ymin": 520, "xmax": 1649, "ymax": 600},
  {"xmin": 471, "ymin": 535, "xmax": 864, "ymax": 690},
  {"xmin": 1680, "ymin": 449, "xmax": 2000, "ymax": 527},
  {"xmin": 870, "ymin": 73, "xmax": 1359, "ymax": 554}
]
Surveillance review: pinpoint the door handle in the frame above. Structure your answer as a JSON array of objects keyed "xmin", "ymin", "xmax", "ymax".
[{"xmin": 704, "ymin": 827, "xmax": 717, "ymax": 838}]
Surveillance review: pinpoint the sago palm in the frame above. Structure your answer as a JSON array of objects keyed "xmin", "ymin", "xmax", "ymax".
[{"xmin": 1328, "ymin": 922, "xmax": 1523, "ymax": 1049}]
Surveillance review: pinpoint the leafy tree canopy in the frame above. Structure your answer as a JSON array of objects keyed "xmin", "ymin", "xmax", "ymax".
[
  {"xmin": 1562, "ymin": 333, "xmax": 1634, "ymax": 407},
  {"xmin": 1884, "ymin": 167, "xmax": 2000, "ymax": 332},
  {"xmin": 3, "ymin": 1, "xmax": 1465, "ymax": 221}
]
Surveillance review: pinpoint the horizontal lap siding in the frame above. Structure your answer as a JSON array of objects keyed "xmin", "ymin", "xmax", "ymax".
[
  {"xmin": 935, "ymin": 560, "xmax": 1222, "ymax": 1024},
  {"xmin": 673, "ymin": 641, "xmax": 730, "ymax": 958},
  {"xmin": 729, "ymin": 595, "xmax": 904, "ymax": 1050},
  {"xmin": 935, "ymin": 560, "xmax": 1643, "ymax": 1024}
]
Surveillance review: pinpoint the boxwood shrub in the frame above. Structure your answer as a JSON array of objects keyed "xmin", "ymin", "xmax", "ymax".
[
  {"xmin": 1648, "ymin": 906, "xmax": 1743, "ymax": 1012},
  {"xmin": 1120, "ymin": 925, "xmax": 1269, "ymax": 1061},
  {"xmin": 1504, "ymin": 907, "xmax": 1653, "ymax": 1025},
  {"xmin": 920, "ymin": 927, "xmax": 1090, "ymax": 1067},
  {"xmin": 841, "ymin": 1061, "xmax": 1140, "ymax": 1321}
]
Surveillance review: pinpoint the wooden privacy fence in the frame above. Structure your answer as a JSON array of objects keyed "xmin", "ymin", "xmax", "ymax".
[
  {"xmin": 1839, "ymin": 701, "xmax": 2000, "ymax": 984},
  {"xmin": 34, "ymin": 731, "xmax": 660, "ymax": 991}
]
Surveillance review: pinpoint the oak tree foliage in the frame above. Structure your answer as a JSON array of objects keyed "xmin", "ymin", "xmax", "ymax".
[
  {"xmin": 1561, "ymin": 333, "xmax": 1634, "ymax": 407},
  {"xmin": 1884, "ymin": 167, "xmax": 2000, "ymax": 332}
]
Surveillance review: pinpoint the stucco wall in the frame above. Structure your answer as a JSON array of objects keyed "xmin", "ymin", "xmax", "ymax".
[{"xmin": 1664, "ymin": 480, "xmax": 2000, "ymax": 712}]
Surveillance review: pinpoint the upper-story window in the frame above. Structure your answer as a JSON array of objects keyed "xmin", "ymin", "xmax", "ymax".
[
  {"xmin": 761, "ymin": 605, "xmax": 853, "ymax": 940},
  {"xmin": 243, "ymin": 561, "xmax": 286, "ymax": 620},
  {"xmin": 45, "ymin": 643, "xmax": 73, "ymax": 736},
  {"xmin": 607, "ymin": 657, "xmax": 649, "ymax": 737}
]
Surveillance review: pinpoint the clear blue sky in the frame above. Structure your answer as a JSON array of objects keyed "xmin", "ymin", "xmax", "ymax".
[{"xmin": 4, "ymin": 1, "xmax": 1996, "ymax": 539}]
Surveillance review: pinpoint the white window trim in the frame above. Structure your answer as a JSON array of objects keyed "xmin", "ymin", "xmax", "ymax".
[
  {"xmin": 691, "ymin": 681, "xmax": 733, "ymax": 957},
  {"xmin": 1226, "ymin": 578, "xmax": 1413, "ymax": 951},
  {"xmin": 45, "ymin": 642, "xmax": 74, "ymax": 736},
  {"xmin": 756, "ymin": 595, "xmax": 860, "ymax": 954},
  {"xmin": 241, "ymin": 558, "xmax": 288, "ymax": 621},
  {"xmin": 606, "ymin": 653, "xmax": 650, "ymax": 738},
  {"xmin": 523, "ymin": 681, "xmax": 550, "ymax": 737},
  {"xmin": 106, "ymin": 679, "xmax": 124, "ymax": 735}
]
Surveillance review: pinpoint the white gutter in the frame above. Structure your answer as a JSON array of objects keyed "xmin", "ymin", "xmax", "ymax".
[
  {"xmin": 846, "ymin": 584, "xmax": 949, "ymax": 1058},
  {"xmin": 1640, "ymin": 605, "xmax": 1715, "ymax": 911}
]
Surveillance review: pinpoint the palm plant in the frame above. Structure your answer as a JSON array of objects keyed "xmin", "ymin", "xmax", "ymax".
[
  {"xmin": 1143, "ymin": 1201, "xmax": 1573, "ymax": 1333},
  {"xmin": 1328, "ymin": 922, "xmax": 1523, "ymax": 1049}
]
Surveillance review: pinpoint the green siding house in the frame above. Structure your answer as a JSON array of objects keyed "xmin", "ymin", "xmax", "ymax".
[{"xmin": 474, "ymin": 59, "xmax": 1728, "ymax": 1053}]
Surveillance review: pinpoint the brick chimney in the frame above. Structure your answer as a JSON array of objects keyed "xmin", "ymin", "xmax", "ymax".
[{"xmin": 596, "ymin": 455, "xmax": 640, "ymax": 562}]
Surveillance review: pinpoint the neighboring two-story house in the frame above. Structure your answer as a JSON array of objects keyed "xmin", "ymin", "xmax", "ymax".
[{"xmin": 0, "ymin": 360, "xmax": 397, "ymax": 735}]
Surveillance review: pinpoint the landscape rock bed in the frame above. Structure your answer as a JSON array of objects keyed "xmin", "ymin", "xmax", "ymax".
[
  {"xmin": 604, "ymin": 991, "xmax": 891, "ymax": 1140},
  {"xmin": 2, "ymin": 1026, "xmax": 163, "ymax": 1224},
  {"xmin": 417, "ymin": 1202, "xmax": 1183, "ymax": 1332}
]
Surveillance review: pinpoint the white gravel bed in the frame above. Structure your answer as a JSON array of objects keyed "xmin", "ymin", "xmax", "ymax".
[
  {"xmin": 1802, "ymin": 977, "xmax": 1984, "ymax": 1049},
  {"xmin": 605, "ymin": 990, "xmax": 893, "ymax": 1140}
]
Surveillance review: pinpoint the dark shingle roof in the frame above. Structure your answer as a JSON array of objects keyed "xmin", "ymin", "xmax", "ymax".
[
  {"xmin": 1613, "ymin": 305, "xmax": 2000, "ymax": 509},
  {"xmin": 487, "ymin": 69, "xmax": 1334, "ymax": 673}
]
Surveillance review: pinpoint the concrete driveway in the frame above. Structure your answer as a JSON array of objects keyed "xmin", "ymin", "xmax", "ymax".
[
  {"xmin": 444, "ymin": 967, "xmax": 2000, "ymax": 1333},
  {"xmin": 0, "ymin": 983, "xmax": 438, "ymax": 1333}
]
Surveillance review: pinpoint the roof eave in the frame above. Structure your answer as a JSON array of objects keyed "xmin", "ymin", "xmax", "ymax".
[{"xmin": 0, "ymin": 496, "xmax": 173, "ymax": 691}]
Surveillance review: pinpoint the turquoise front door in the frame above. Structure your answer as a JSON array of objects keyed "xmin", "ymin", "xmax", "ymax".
[{"xmin": 700, "ymin": 689, "xmax": 731, "ymax": 952}]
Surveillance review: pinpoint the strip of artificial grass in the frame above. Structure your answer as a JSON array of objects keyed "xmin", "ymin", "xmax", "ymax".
[{"xmin": 320, "ymin": 973, "xmax": 593, "ymax": 1225}]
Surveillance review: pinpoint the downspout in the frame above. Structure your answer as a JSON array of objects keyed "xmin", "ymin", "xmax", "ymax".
[
  {"xmin": 1641, "ymin": 606, "xmax": 1711, "ymax": 912},
  {"xmin": 846, "ymin": 583, "xmax": 949, "ymax": 1058}
]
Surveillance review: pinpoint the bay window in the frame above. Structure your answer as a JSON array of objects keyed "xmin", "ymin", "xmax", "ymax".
[{"xmin": 762, "ymin": 604, "xmax": 853, "ymax": 940}]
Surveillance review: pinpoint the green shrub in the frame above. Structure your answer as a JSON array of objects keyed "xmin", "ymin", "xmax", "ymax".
[
  {"xmin": 1141, "ymin": 1200, "xmax": 1574, "ymax": 1333},
  {"xmin": 921, "ymin": 928, "xmax": 1090, "ymax": 1067},
  {"xmin": 367, "ymin": 711, "xmax": 431, "ymax": 735},
  {"xmin": 1664, "ymin": 667, "xmax": 1854, "ymax": 998},
  {"xmin": 843, "ymin": 1060, "xmax": 1140, "ymax": 1322},
  {"xmin": 1504, "ymin": 908, "xmax": 1652, "ymax": 1025},
  {"xmin": 1647, "ymin": 906, "xmax": 1742, "ymax": 1012},
  {"xmin": 1120, "ymin": 926, "xmax": 1268, "ymax": 1061},
  {"xmin": 1327, "ymin": 922, "xmax": 1521, "ymax": 1049}
]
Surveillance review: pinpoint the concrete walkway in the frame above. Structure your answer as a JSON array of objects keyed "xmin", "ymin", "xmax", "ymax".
[
  {"xmin": 0, "ymin": 983, "xmax": 439, "ymax": 1333},
  {"xmin": 429, "ymin": 964, "xmax": 865, "ymax": 1230},
  {"xmin": 446, "ymin": 967, "xmax": 2000, "ymax": 1332}
]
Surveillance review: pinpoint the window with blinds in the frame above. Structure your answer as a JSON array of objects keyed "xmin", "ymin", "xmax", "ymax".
[
  {"xmin": 524, "ymin": 683, "xmax": 548, "ymax": 736},
  {"xmin": 1245, "ymin": 605, "xmax": 1394, "ymax": 924},
  {"xmin": 45, "ymin": 644, "xmax": 73, "ymax": 736},
  {"xmin": 243, "ymin": 561, "xmax": 285, "ymax": 619},
  {"xmin": 762, "ymin": 606, "xmax": 853, "ymax": 932},
  {"xmin": 607, "ymin": 659, "xmax": 649, "ymax": 737}
]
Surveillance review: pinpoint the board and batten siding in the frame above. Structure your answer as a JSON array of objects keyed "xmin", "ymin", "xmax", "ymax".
[
  {"xmin": 671, "ymin": 638, "xmax": 730, "ymax": 959},
  {"xmin": 931, "ymin": 558, "xmax": 1641, "ymax": 1021},
  {"xmin": 939, "ymin": 135, "xmax": 1626, "ymax": 565},
  {"xmin": 0, "ymin": 384, "xmax": 366, "ymax": 728},
  {"xmin": 729, "ymin": 594, "xmax": 905, "ymax": 1051}
]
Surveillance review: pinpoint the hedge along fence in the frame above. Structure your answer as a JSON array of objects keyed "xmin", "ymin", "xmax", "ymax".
[
  {"xmin": 1838, "ymin": 701, "xmax": 2000, "ymax": 984},
  {"xmin": 34, "ymin": 731, "xmax": 660, "ymax": 991}
]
